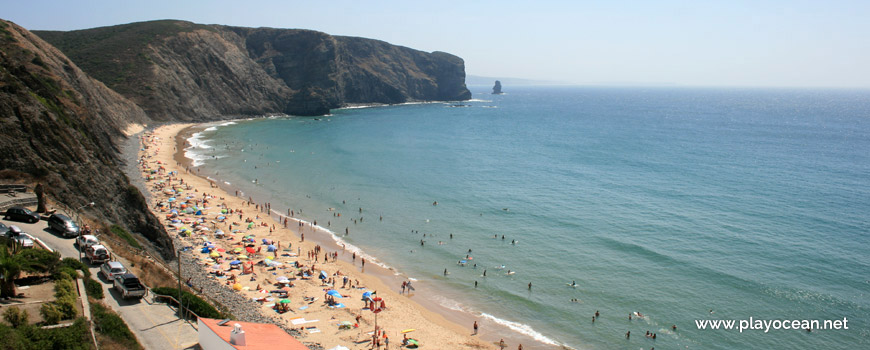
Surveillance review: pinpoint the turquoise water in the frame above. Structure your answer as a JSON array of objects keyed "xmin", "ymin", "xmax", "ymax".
[{"xmin": 188, "ymin": 86, "xmax": 869, "ymax": 349}]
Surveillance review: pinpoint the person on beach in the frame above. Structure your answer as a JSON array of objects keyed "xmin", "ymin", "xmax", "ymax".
[
  {"xmin": 473, "ymin": 321, "xmax": 478, "ymax": 335},
  {"xmin": 499, "ymin": 339, "xmax": 506, "ymax": 349}
]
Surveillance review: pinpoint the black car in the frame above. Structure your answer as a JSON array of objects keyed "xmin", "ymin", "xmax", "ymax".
[
  {"xmin": 47, "ymin": 214, "xmax": 79, "ymax": 237},
  {"xmin": 4, "ymin": 207, "xmax": 39, "ymax": 223}
]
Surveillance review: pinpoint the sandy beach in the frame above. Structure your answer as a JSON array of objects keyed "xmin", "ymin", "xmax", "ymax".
[{"xmin": 138, "ymin": 123, "xmax": 499, "ymax": 350}]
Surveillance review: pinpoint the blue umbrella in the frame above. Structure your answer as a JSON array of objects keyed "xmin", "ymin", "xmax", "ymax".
[
  {"xmin": 230, "ymin": 260, "xmax": 242, "ymax": 265},
  {"xmin": 362, "ymin": 291, "xmax": 372, "ymax": 299},
  {"xmin": 201, "ymin": 247, "xmax": 209, "ymax": 253},
  {"xmin": 326, "ymin": 290, "xmax": 343, "ymax": 298},
  {"xmin": 319, "ymin": 271, "xmax": 328, "ymax": 279},
  {"xmin": 267, "ymin": 245, "xmax": 277, "ymax": 252}
]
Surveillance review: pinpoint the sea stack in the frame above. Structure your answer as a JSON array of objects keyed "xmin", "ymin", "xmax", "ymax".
[{"xmin": 492, "ymin": 80, "xmax": 503, "ymax": 94}]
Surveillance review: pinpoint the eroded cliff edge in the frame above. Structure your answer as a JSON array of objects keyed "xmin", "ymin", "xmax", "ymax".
[
  {"xmin": 35, "ymin": 20, "xmax": 471, "ymax": 119},
  {"xmin": 0, "ymin": 20, "xmax": 172, "ymax": 257}
]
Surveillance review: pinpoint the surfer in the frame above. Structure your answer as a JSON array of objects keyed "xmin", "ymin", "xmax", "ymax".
[{"xmin": 571, "ymin": 280, "xmax": 576, "ymax": 287}]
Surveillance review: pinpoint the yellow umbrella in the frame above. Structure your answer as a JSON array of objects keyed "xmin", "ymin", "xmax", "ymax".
[
  {"xmin": 238, "ymin": 255, "xmax": 248, "ymax": 259},
  {"xmin": 233, "ymin": 283, "xmax": 243, "ymax": 291},
  {"xmin": 210, "ymin": 252, "xmax": 220, "ymax": 257}
]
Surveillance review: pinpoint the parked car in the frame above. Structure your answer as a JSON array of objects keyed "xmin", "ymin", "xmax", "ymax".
[
  {"xmin": 100, "ymin": 261, "xmax": 127, "ymax": 280},
  {"xmin": 47, "ymin": 214, "xmax": 79, "ymax": 237},
  {"xmin": 5, "ymin": 225, "xmax": 34, "ymax": 248},
  {"xmin": 4, "ymin": 207, "xmax": 39, "ymax": 223},
  {"xmin": 0, "ymin": 222, "xmax": 8, "ymax": 234},
  {"xmin": 75, "ymin": 234, "xmax": 99, "ymax": 250},
  {"xmin": 85, "ymin": 244, "xmax": 110, "ymax": 264},
  {"xmin": 113, "ymin": 273, "xmax": 147, "ymax": 299}
]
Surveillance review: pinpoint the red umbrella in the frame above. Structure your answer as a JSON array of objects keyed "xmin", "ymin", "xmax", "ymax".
[
  {"xmin": 246, "ymin": 247, "xmax": 256, "ymax": 254},
  {"xmin": 216, "ymin": 248, "xmax": 226, "ymax": 252}
]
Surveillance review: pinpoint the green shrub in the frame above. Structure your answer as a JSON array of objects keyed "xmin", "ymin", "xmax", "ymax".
[
  {"xmin": 39, "ymin": 303, "xmax": 62, "ymax": 325},
  {"xmin": 85, "ymin": 277, "xmax": 104, "ymax": 299},
  {"xmin": 2, "ymin": 306, "xmax": 28, "ymax": 328},
  {"xmin": 91, "ymin": 303, "xmax": 141, "ymax": 349},
  {"xmin": 110, "ymin": 224, "xmax": 142, "ymax": 249},
  {"xmin": 59, "ymin": 257, "xmax": 89, "ymax": 277},
  {"xmin": 151, "ymin": 287, "xmax": 224, "ymax": 319},
  {"xmin": 54, "ymin": 277, "xmax": 75, "ymax": 298}
]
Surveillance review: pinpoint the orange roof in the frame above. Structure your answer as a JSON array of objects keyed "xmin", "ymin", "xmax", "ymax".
[{"xmin": 199, "ymin": 318, "xmax": 309, "ymax": 350}]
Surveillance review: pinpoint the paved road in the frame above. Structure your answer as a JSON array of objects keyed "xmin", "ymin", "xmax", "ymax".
[{"xmin": 3, "ymin": 216, "xmax": 199, "ymax": 350}]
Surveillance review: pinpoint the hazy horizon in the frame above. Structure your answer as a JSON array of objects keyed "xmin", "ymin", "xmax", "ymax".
[{"xmin": 6, "ymin": 0, "xmax": 870, "ymax": 88}]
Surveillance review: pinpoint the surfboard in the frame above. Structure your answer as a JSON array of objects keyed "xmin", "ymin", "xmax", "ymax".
[{"xmin": 401, "ymin": 329, "xmax": 416, "ymax": 333}]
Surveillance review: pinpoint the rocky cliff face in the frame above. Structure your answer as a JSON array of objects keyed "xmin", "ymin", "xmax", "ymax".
[
  {"xmin": 36, "ymin": 20, "xmax": 471, "ymax": 119},
  {"xmin": 1, "ymin": 19, "xmax": 471, "ymax": 260},
  {"xmin": 0, "ymin": 20, "xmax": 173, "ymax": 258}
]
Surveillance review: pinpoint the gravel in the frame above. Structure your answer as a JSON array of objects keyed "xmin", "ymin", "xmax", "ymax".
[{"xmin": 171, "ymin": 236, "xmax": 323, "ymax": 349}]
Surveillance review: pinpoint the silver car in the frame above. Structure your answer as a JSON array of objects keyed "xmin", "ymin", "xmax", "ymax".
[
  {"xmin": 6, "ymin": 225, "xmax": 34, "ymax": 248},
  {"xmin": 100, "ymin": 261, "xmax": 127, "ymax": 280}
]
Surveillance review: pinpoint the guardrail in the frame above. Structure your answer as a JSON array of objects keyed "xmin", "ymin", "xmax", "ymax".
[
  {"xmin": 0, "ymin": 196, "xmax": 38, "ymax": 211},
  {"xmin": 149, "ymin": 292, "xmax": 202, "ymax": 330}
]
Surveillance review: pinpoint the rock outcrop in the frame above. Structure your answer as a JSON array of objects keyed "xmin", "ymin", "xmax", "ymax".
[
  {"xmin": 0, "ymin": 20, "xmax": 173, "ymax": 258},
  {"xmin": 492, "ymin": 80, "xmax": 503, "ymax": 94},
  {"xmin": 35, "ymin": 20, "xmax": 471, "ymax": 119}
]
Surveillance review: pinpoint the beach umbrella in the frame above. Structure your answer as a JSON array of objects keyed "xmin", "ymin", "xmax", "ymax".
[
  {"xmin": 233, "ymin": 283, "xmax": 243, "ymax": 291},
  {"xmin": 216, "ymin": 248, "xmax": 225, "ymax": 252},
  {"xmin": 234, "ymin": 247, "xmax": 243, "ymax": 253},
  {"xmin": 326, "ymin": 290, "xmax": 343, "ymax": 298},
  {"xmin": 267, "ymin": 245, "xmax": 277, "ymax": 252},
  {"xmin": 168, "ymin": 197, "xmax": 176, "ymax": 202},
  {"xmin": 210, "ymin": 252, "xmax": 220, "ymax": 257},
  {"xmin": 362, "ymin": 291, "xmax": 372, "ymax": 300},
  {"xmin": 279, "ymin": 299, "xmax": 291, "ymax": 304},
  {"xmin": 221, "ymin": 209, "xmax": 228, "ymax": 214},
  {"xmin": 230, "ymin": 260, "xmax": 242, "ymax": 265},
  {"xmin": 238, "ymin": 255, "xmax": 248, "ymax": 259},
  {"xmin": 246, "ymin": 247, "xmax": 256, "ymax": 254},
  {"xmin": 201, "ymin": 247, "xmax": 209, "ymax": 253},
  {"xmin": 319, "ymin": 271, "xmax": 328, "ymax": 280}
]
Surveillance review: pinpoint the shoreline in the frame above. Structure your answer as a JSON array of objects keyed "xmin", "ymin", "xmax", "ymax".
[
  {"xmin": 138, "ymin": 123, "xmax": 506, "ymax": 349},
  {"xmin": 172, "ymin": 122, "xmax": 563, "ymax": 349}
]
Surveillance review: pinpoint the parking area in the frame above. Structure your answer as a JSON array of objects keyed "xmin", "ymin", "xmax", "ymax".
[{"xmin": 2, "ymin": 212, "xmax": 198, "ymax": 350}]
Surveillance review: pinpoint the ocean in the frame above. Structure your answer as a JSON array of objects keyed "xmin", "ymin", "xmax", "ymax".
[{"xmin": 185, "ymin": 86, "xmax": 869, "ymax": 349}]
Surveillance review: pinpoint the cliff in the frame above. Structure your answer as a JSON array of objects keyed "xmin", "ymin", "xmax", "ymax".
[
  {"xmin": 0, "ymin": 18, "xmax": 471, "ymax": 260},
  {"xmin": 0, "ymin": 20, "xmax": 173, "ymax": 257},
  {"xmin": 35, "ymin": 20, "xmax": 471, "ymax": 119}
]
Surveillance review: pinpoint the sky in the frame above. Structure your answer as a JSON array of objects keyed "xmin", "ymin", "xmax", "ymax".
[{"xmin": 4, "ymin": 0, "xmax": 870, "ymax": 88}]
